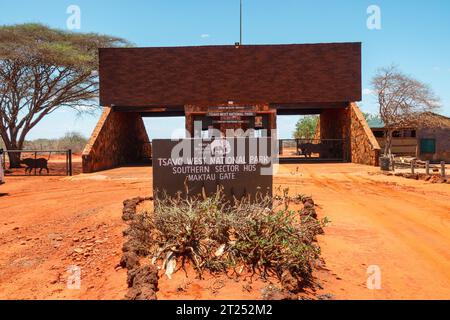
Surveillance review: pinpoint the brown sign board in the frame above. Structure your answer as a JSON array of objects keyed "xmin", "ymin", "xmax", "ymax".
[
  {"xmin": 207, "ymin": 112, "xmax": 256, "ymax": 117},
  {"xmin": 152, "ymin": 138, "xmax": 274, "ymax": 202},
  {"xmin": 207, "ymin": 106, "xmax": 256, "ymax": 118}
]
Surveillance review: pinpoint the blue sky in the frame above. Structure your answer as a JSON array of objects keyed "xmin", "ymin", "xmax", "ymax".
[{"xmin": 1, "ymin": 0, "xmax": 449, "ymax": 139}]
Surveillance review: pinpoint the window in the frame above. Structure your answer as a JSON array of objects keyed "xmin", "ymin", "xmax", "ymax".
[
  {"xmin": 373, "ymin": 130, "xmax": 384, "ymax": 138},
  {"xmin": 420, "ymin": 138, "xmax": 436, "ymax": 154},
  {"xmin": 403, "ymin": 129, "xmax": 416, "ymax": 138}
]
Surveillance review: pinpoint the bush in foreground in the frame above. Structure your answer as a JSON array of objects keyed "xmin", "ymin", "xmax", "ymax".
[{"xmin": 148, "ymin": 190, "xmax": 328, "ymax": 291}]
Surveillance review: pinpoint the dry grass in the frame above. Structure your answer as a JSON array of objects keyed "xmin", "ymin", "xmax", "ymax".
[{"xmin": 146, "ymin": 189, "xmax": 328, "ymax": 290}]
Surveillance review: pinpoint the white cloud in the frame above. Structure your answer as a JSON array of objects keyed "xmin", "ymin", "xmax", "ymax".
[{"xmin": 200, "ymin": 34, "xmax": 210, "ymax": 38}]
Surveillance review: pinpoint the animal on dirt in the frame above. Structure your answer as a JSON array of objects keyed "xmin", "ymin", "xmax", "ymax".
[
  {"xmin": 298, "ymin": 143, "xmax": 330, "ymax": 158},
  {"xmin": 21, "ymin": 158, "xmax": 49, "ymax": 175}
]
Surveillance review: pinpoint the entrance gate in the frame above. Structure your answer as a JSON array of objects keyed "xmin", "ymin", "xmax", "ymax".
[{"xmin": 279, "ymin": 138, "xmax": 347, "ymax": 162}]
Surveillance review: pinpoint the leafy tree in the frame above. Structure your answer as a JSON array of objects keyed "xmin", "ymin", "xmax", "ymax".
[
  {"xmin": 363, "ymin": 112, "xmax": 381, "ymax": 124},
  {"xmin": 293, "ymin": 115, "xmax": 319, "ymax": 139},
  {"xmin": 0, "ymin": 23, "xmax": 130, "ymax": 167},
  {"xmin": 371, "ymin": 65, "xmax": 440, "ymax": 156}
]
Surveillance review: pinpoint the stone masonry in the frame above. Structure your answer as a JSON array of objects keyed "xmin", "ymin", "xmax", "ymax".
[
  {"xmin": 82, "ymin": 107, "xmax": 150, "ymax": 173},
  {"xmin": 318, "ymin": 103, "xmax": 380, "ymax": 166},
  {"xmin": 349, "ymin": 102, "xmax": 381, "ymax": 166}
]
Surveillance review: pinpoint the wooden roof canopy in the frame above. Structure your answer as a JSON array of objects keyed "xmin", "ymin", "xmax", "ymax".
[{"xmin": 99, "ymin": 42, "xmax": 361, "ymax": 109}]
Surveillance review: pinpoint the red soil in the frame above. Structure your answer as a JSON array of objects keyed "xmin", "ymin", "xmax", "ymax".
[{"xmin": 0, "ymin": 163, "xmax": 449, "ymax": 299}]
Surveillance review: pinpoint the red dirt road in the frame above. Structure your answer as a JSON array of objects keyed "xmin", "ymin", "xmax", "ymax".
[
  {"xmin": 276, "ymin": 164, "xmax": 450, "ymax": 300},
  {"xmin": 0, "ymin": 163, "xmax": 449, "ymax": 299}
]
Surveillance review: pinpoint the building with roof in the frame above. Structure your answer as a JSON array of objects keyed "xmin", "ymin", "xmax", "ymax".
[
  {"xmin": 369, "ymin": 113, "xmax": 450, "ymax": 162},
  {"xmin": 82, "ymin": 42, "xmax": 382, "ymax": 172}
]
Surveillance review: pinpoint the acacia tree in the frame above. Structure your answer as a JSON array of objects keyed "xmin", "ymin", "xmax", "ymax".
[
  {"xmin": 371, "ymin": 65, "xmax": 441, "ymax": 157},
  {"xmin": 0, "ymin": 24, "xmax": 129, "ymax": 167},
  {"xmin": 293, "ymin": 115, "xmax": 319, "ymax": 139}
]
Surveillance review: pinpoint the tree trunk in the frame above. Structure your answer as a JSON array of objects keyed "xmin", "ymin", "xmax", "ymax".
[
  {"xmin": 4, "ymin": 141, "xmax": 22, "ymax": 168},
  {"xmin": 7, "ymin": 152, "xmax": 22, "ymax": 168},
  {"xmin": 384, "ymin": 129, "xmax": 393, "ymax": 157}
]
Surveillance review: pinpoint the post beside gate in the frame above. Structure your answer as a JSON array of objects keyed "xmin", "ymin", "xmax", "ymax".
[{"xmin": 0, "ymin": 149, "xmax": 5, "ymax": 184}]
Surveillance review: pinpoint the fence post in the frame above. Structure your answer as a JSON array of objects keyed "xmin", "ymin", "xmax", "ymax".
[
  {"xmin": 411, "ymin": 160, "xmax": 415, "ymax": 174},
  {"xmin": 68, "ymin": 149, "xmax": 73, "ymax": 176},
  {"xmin": 425, "ymin": 161, "xmax": 430, "ymax": 175},
  {"xmin": 34, "ymin": 151, "xmax": 37, "ymax": 176},
  {"xmin": 441, "ymin": 161, "xmax": 446, "ymax": 178},
  {"xmin": 0, "ymin": 149, "xmax": 4, "ymax": 184}
]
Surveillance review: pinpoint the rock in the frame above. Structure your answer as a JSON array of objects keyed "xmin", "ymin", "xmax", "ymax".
[
  {"xmin": 125, "ymin": 286, "xmax": 157, "ymax": 300},
  {"xmin": 126, "ymin": 265, "xmax": 157, "ymax": 288},
  {"xmin": 122, "ymin": 197, "xmax": 142, "ymax": 221},
  {"xmin": 73, "ymin": 248, "xmax": 84, "ymax": 254},
  {"xmin": 122, "ymin": 239, "xmax": 148, "ymax": 256},
  {"xmin": 317, "ymin": 293, "xmax": 335, "ymax": 300},
  {"xmin": 301, "ymin": 196, "xmax": 315, "ymax": 206},
  {"xmin": 300, "ymin": 208, "xmax": 318, "ymax": 219},
  {"xmin": 404, "ymin": 173, "xmax": 419, "ymax": 180},
  {"xmin": 303, "ymin": 202, "xmax": 315, "ymax": 210},
  {"xmin": 125, "ymin": 265, "xmax": 159, "ymax": 300},
  {"xmin": 429, "ymin": 176, "xmax": 447, "ymax": 184},
  {"xmin": 122, "ymin": 228, "xmax": 132, "ymax": 237},
  {"xmin": 280, "ymin": 270, "xmax": 300, "ymax": 292},
  {"xmin": 261, "ymin": 285, "xmax": 297, "ymax": 300},
  {"xmin": 119, "ymin": 252, "xmax": 140, "ymax": 270},
  {"xmin": 72, "ymin": 238, "xmax": 80, "ymax": 242},
  {"xmin": 122, "ymin": 208, "xmax": 135, "ymax": 221}
]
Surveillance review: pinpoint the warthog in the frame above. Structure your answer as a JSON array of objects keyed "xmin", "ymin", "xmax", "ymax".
[
  {"xmin": 298, "ymin": 143, "xmax": 330, "ymax": 158},
  {"xmin": 21, "ymin": 158, "xmax": 49, "ymax": 174}
]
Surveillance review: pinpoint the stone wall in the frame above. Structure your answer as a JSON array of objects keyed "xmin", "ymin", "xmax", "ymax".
[
  {"xmin": 82, "ymin": 108, "xmax": 150, "ymax": 173},
  {"xmin": 318, "ymin": 103, "xmax": 381, "ymax": 166},
  {"xmin": 349, "ymin": 102, "xmax": 381, "ymax": 166}
]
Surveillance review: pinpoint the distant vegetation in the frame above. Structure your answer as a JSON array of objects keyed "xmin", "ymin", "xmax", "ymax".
[
  {"xmin": 2, "ymin": 132, "xmax": 87, "ymax": 154},
  {"xmin": 293, "ymin": 116, "xmax": 319, "ymax": 139}
]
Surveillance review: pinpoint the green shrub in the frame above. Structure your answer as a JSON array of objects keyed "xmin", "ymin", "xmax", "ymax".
[{"xmin": 148, "ymin": 190, "xmax": 328, "ymax": 289}]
